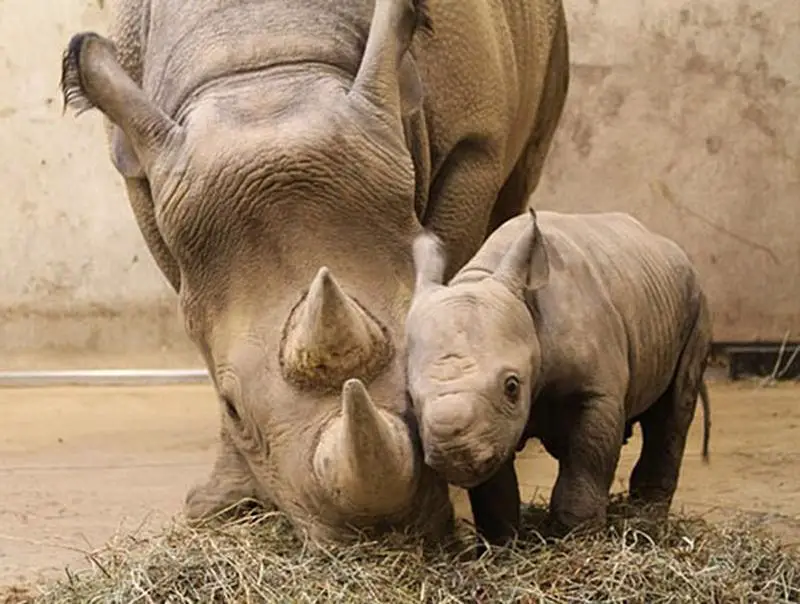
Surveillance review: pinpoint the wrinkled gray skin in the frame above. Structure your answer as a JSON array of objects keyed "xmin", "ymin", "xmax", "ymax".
[
  {"xmin": 58, "ymin": 0, "xmax": 569, "ymax": 543},
  {"xmin": 406, "ymin": 209, "xmax": 712, "ymax": 543}
]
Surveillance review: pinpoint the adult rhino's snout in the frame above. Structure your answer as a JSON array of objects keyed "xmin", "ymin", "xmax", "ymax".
[{"xmin": 312, "ymin": 378, "xmax": 417, "ymax": 516}]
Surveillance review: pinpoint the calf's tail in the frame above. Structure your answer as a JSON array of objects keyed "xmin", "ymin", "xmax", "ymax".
[{"xmin": 698, "ymin": 379, "xmax": 711, "ymax": 464}]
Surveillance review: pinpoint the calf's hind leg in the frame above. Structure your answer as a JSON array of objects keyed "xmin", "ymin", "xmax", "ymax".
[{"xmin": 629, "ymin": 302, "xmax": 712, "ymax": 515}]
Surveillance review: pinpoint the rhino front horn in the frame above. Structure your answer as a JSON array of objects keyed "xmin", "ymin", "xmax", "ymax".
[
  {"xmin": 313, "ymin": 378, "xmax": 417, "ymax": 515},
  {"xmin": 280, "ymin": 267, "xmax": 393, "ymax": 390}
]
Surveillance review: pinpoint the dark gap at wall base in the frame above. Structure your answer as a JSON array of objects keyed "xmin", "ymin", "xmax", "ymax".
[{"xmin": 711, "ymin": 343, "xmax": 800, "ymax": 381}]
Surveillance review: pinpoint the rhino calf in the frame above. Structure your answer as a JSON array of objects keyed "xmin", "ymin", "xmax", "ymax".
[{"xmin": 405, "ymin": 208, "xmax": 712, "ymax": 544}]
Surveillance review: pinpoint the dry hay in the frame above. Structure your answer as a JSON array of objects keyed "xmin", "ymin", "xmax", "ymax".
[{"xmin": 16, "ymin": 496, "xmax": 800, "ymax": 604}]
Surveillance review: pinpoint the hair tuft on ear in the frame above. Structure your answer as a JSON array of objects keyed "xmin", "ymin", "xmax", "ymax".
[{"xmin": 412, "ymin": 230, "xmax": 447, "ymax": 295}]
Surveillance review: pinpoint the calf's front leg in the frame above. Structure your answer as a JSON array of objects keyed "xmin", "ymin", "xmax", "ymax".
[
  {"xmin": 546, "ymin": 395, "xmax": 626, "ymax": 537},
  {"xmin": 467, "ymin": 455, "xmax": 521, "ymax": 549}
]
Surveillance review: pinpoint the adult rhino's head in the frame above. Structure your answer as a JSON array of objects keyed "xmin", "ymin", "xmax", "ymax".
[
  {"xmin": 60, "ymin": 0, "xmax": 454, "ymax": 541},
  {"xmin": 405, "ymin": 210, "xmax": 550, "ymax": 489}
]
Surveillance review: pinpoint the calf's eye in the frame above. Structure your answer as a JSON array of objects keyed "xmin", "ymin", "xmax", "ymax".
[{"xmin": 503, "ymin": 375, "xmax": 521, "ymax": 401}]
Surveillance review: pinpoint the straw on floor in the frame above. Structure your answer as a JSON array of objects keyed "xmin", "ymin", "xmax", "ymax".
[{"xmin": 20, "ymin": 495, "xmax": 800, "ymax": 603}]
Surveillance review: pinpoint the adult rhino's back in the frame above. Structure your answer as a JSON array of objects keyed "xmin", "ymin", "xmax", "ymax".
[
  {"xmin": 124, "ymin": 1, "xmax": 375, "ymax": 114},
  {"xmin": 68, "ymin": 0, "xmax": 570, "ymax": 543},
  {"xmin": 119, "ymin": 1, "xmax": 549, "ymax": 124}
]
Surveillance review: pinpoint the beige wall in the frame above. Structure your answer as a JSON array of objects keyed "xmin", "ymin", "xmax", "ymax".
[
  {"xmin": 0, "ymin": 0, "xmax": 797, "ymax": 358},
  {"xmin": 0, "ymin": 0, "xmax": 189, "ymax": 357},
  {"xmin": 534, "ymin": 0, "xmax": 799, "ymax": 342}
]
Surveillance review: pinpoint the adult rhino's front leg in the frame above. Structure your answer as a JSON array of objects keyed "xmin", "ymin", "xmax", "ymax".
[
  {"xmin": 486, "ymin": 4, "xmax": 570, "ymax": 237},
  {"xmin": 422, "ymin": 2, "xmax": 570, "ymax": 275},
  {"xmin": 184, "ymin": 428, "xmax": 272, "ymax": 525},
  {"xmin": 423, "ymin": 141, "xmax": 507, "ymax": 280},
  {"xmin": 546, "ymin": 394, "xmax": 626, "ymax": 538}
]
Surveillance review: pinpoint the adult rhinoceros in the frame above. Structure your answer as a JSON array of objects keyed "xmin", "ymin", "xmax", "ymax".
[{"xmin": 59, "ymin": 0, "xmax": 569, "ymax": 543}]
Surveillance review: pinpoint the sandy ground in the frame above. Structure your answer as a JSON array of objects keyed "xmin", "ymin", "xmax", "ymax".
[{"xmin": 1, "ymin": 379, "xmax": 799, "ymax": 589}]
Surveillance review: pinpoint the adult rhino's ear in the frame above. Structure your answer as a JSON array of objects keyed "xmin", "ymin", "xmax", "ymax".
[
  {"xmin": 493, "ymin": 208, "xmax": 550, "ymax": 304},
  {"xmin": 398, "ymin": 54, "xmax": 424, "ymax": 119},
  {"xmin": 110, "ymin": 125, "xmax": 145, "ymax": 179},
  {"xmin": 411, "ymin": 230, "xmax": 447, "ymax": 300},
  {"xmin": 61, "ymin": 32, "xmax": 182, "ymax": 180},
  {"xmin": 350, "ymin": 0, "xmax": 432, "ymax": 133}
]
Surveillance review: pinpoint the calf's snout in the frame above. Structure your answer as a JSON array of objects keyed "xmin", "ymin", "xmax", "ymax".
[
  {"xmin": 420, "ymin": 394, "xmax": 504, "ymax": 487},
  {"xmin": 422, "ymin": 394, "xmax": 476, "ymax": 441}
]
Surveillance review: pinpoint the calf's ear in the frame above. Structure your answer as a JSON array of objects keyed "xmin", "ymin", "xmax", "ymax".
[
  {"xmin": 525, "ymin": 208, "xmax": 550, "ymax": 294},
  {"xmin": 493, "ymin": 208, "xmax": 550, "ymax": 302},
  {"xmin": 411, "ymin": 230, "xmax": 447, "ymax": 299}
]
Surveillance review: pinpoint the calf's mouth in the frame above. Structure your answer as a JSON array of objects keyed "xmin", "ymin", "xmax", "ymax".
[{"xmin": 423, "ymin": 443, "xmax": 504, "ymax": 489}]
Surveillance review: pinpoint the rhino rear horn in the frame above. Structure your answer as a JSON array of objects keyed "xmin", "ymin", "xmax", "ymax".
[
  {"xmin": 281, "ymin": 267, "xmax": 393, "ymax": 389},
  {"xmin": 313, "ymin": 378, "xmax": 417, "ymax": 514},
  {"xmin": 60, "ymin": 33, "xmax": 181, "ymax": 177}
]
